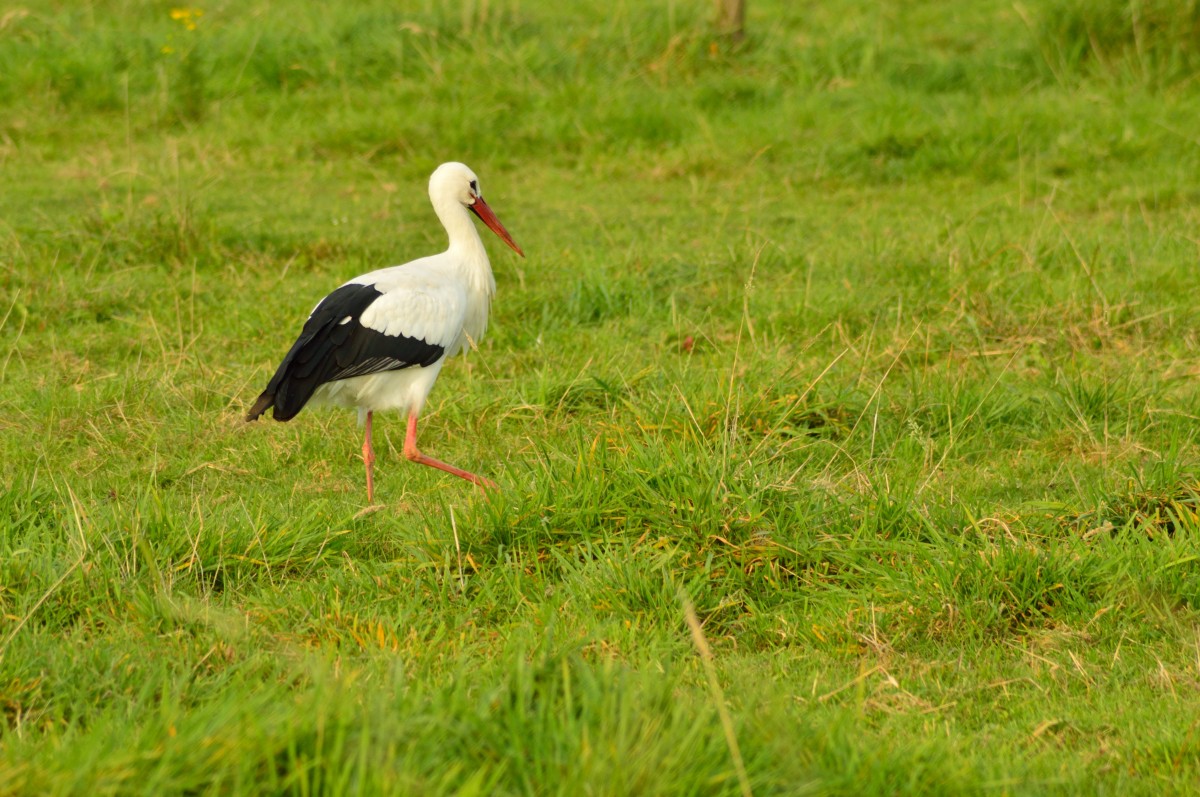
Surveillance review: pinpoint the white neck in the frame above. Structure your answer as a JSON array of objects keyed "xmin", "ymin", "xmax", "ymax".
[
  {"xmin": 433, "ymin": 196, "xmax": 482, "ymax": 257},
  {"xmin": 431, "ymin": 194, "xmax": 496, "ymax": 345}
]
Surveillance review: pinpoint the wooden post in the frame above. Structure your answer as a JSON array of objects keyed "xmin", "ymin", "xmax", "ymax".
[{"xmin": 715, "ymin": 0, "xmax": 745, "ymax": 43}]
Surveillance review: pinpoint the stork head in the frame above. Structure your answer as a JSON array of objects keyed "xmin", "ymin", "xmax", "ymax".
[{"xmin": 430, "ymin": 162, "xmax": 524, "ymax": 257}]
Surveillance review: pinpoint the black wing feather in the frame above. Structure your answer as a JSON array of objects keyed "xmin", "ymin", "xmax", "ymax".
[{"xmin": 246, "ymin": 283, "xmax": 445, "ymax": 422}]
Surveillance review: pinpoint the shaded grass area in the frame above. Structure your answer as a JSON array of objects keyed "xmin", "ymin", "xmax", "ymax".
[{"xmin": 3, "ymin": 0, "xmax": 1200, "ymax": 794}]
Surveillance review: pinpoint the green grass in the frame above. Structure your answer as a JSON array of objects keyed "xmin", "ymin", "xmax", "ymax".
[{"xmin": 3, "ymin": 0, "xmax": 1200, "ymax": 793}]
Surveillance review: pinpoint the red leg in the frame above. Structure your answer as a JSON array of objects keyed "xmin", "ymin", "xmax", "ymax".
[
  {"xmin": 404, "ymin": 412, "xmax": 497, "ymax": 491},
  {"xmin": 362, "ymin": 410, "xmax": 376, "ymax": 503}
]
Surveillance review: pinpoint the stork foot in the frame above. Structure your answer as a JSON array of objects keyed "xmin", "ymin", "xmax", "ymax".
[{"xmin": 403, "ymin": 412, "xmax": 496, "ymax": 492}]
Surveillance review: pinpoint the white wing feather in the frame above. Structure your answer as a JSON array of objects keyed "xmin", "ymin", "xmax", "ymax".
[{"xmin": 348, "ymin": 263, "xmax": 468, "ymax": 351}]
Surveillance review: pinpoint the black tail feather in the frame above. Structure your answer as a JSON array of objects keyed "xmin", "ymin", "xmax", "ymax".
[{"xmin": 245, "ymin": 391, "xmax": 275, "ymax": 422}]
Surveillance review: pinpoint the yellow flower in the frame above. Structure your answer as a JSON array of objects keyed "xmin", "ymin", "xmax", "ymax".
[{"xmin": 169, "ymin": 8, "xmax": 203, "ymax": 31}]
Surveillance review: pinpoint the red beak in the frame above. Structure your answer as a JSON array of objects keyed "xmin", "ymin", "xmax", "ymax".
[{"xmin": 469, "ymin": 195, "xmax": 524, "ymax": 257}]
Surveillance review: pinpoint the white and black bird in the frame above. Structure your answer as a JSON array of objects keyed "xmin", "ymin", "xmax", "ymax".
[{"xmin": 246, "ymin": 162, "xmax": 524, "ymax": 502}]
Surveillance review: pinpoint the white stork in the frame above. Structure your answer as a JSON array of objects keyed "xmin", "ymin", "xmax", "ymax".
[{"xmin": 246, "ymin": 162, "xmax": 524, "ymax": 501}]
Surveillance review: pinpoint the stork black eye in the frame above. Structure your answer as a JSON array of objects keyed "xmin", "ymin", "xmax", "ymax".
[{"xmin": 469, "ymin": 179, "xmax": 478, "ymax": 192}]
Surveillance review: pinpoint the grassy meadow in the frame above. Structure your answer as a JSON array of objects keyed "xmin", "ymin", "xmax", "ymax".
[{"xmin": 3, "ymin": 0, "xmax": 1200, "ymax": 793}]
